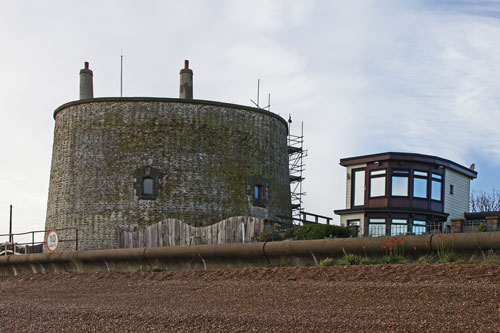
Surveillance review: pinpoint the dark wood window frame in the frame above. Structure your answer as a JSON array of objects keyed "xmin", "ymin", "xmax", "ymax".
[
  {"xmin": 430, "ymin": 173, "xmax": 443, "ymax": 202},
  {"xmin": 350, "ymin": 168, "xmax": 366, "ymax": 208},
  {"xmin": 368, "ymin": 217, "xmax": 387, "ymax": 237},
  {"xmin": 391, "ymin": 169, "xmax": 409, "ymax": 197},
  {"xmin": 369, "ymin": 169, "xmax": 387, "ymax": 199},
  {"xmin": 412, "ymin": 170, "xmax": 429, "ymax": 199}
]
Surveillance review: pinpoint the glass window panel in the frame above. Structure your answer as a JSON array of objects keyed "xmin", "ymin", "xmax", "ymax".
[
  {"xmin": 393, "ymin": 170, "xmax": 409, "ymax": 175},
  {"xmin": 432, "ymin": 173, "xmax": 442, "ymax": 180},
  {"xmin": 391, "ymin": 224, "xmax": 407, "ymax": 236},
  {"xmin": 392, "ymin": 176, "xmax": 408, "ymax": 196},
  {"xmin": 392, "ymin": 219, "xmax": 407, "ymax": 224},
  {"xmin": 353, "ymin": 170, "xmax": 365, "ymax": 206},
  {"xmin": 414, "ymin": 171, "xmax": 428, "ymax": 177},
  {"xmin": 413, "ymin": 178, "xmax": 427, "ymax": 198},
  {"xmin": 348, "ymin": 220, "xmax": 360, "ymax": 226},
  {"xmin": 142, "ymin": 178, "xmax": 153, "ymax": 195},
  {"xmin": 369, "ymin": 224, "xmax": 386, "ymax": 237},
  {"xmin": 413, "ymin": 226, "xmax": 426, "ymax": 235},
  {"xmin": 431, "ymin": 180, "xmax": 441, "ymax": 201},
  {"xmin": 254, "ymin": 185, "xmax": 260, "ymax": 200},
  {"xmin": 369, "ymin": 218, "xmax": 385, "ymax": 223},
  {"xmin": 413, "ymin": 220, "xmax": 426, "ymax": 235},
  {"xmin": 370, "ymin": 176, "xmax": 386, "ymax": 197},
  {"xmin": 371, "ymin": 170, "xmax": 386, "ymax": 176}
]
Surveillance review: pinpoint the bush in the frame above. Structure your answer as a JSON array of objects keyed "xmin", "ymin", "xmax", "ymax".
[
  {"xmin": 257, "ymin": 225, "xmax": 281, "ymax": 242},
  {"xmin": 477, "ymin": 223, "xmax": 488, "ymax": 232},
  {"xmin": 284, "ymin": 224, "xmax": 353, "ymax": 240}
]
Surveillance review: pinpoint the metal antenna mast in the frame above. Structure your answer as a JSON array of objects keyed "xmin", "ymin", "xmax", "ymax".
[
  {"xmin": 250, "ymin": 79, "xmax": 271, "ymax": 110},
  {"xmin": 120, "ymin": 52, "xmax": 123, "ymax": 97}
]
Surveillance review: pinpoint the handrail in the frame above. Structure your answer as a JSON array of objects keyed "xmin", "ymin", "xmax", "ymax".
[{"xmin": 0, "ymin": 227, "xmax": 79, "ymax": 254}]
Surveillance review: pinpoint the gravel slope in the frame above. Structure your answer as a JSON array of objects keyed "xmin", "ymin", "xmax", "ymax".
[{"xmin": 1, "ymin": 264, "xmax": 499, "ymax": 332}]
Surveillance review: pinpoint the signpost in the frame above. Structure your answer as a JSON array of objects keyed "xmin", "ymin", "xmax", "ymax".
[{"xmin": 46, "ymin": 230, "xmax": 59, "ymax": 252}]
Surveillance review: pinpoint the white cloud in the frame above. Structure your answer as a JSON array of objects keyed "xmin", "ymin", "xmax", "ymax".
[{"xmin": 1, "ymin": 0, "xmax": 500, "ymax": 232}]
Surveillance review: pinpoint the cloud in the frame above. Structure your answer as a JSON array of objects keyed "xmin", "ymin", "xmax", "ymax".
[{"xmin": 2, "ymin": 0, "xmax": 500, "ymax": 231}]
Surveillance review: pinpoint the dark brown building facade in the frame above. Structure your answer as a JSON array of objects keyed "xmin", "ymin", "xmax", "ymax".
[{"xmin": 334, "ymin": 152, "xmax": 477, "ymax": 236}]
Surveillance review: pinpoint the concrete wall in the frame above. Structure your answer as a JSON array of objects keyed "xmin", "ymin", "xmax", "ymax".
[
  {"xmin": 340, "ymin": 213, "xmax": 364, "ymax": 236},
  {"xmin": 444, "ymin": 168, "xmax": 471, "ymax": 221},
  {"xmin": 46, "ymin": 98, "xmax": 291, "ymax": 250}
]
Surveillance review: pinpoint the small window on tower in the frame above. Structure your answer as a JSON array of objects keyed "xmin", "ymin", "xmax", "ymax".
[
  {"xmin": 249, "ymin": 176, "xmax": 268, "ymax": 207},
  {"xmin": 142, "ymin": 178, "xmax": 154, "ymax": 195},
  {"xmin": 134, "ymin": 166, "xmax": 162, "ymax": 200},
  {"xmin": 254, "ymin": 185, "xmax": 262, "ymax": 201}
]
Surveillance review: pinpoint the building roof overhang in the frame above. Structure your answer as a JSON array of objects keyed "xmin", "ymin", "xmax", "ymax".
[
  {"xmin": 334, "ymin": 207, "xmax": 449, "ymax": 219},
  {"xmin": 339, "ymin": 152, "xmax": 477, "ymax": 179}
]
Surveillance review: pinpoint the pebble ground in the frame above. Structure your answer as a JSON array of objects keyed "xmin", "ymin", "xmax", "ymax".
[{"xmin": 1, "ymin": 264, "xmax": 499, "ymax": 332}]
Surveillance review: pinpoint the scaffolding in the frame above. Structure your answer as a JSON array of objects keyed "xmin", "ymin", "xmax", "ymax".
[{"xmin": 288, "ymin": 118, "xmax": 307, "ymax": 222}]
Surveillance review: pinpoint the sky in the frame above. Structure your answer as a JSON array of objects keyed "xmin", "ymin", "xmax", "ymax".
[{"xmin": 1, "ymin": 0, "xmax": 500, "ymax": 241}]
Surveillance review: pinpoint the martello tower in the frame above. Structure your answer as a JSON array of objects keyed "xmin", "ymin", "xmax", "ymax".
[{"xmin": 45, "ymin": 61, "xmax": 292, "ymax": 250}]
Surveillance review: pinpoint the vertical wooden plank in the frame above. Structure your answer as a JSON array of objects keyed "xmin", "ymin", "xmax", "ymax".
[
  {"xmin": 172, "ymin": 219, "xmax": 178, "ymax": 246},
  {"xmin": 158, "ymin": 221, "xmax": 164, "ymax": 247}
]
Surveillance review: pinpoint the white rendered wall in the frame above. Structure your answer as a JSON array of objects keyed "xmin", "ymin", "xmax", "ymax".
[{"xmin": 340, "ymin": 213, "xmax": 365, "ymax": 235}]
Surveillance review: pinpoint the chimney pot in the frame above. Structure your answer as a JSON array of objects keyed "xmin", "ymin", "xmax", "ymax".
[
  {"xmin": 80, "ymin": 61, "xmax": 94, "ymax": 99},
  {"xmin": 179, "ymin": 60, "xmax": 193, "ymax": 99}
]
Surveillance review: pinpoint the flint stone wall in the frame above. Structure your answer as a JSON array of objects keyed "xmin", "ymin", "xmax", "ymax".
[{"xmin": 45, "ymin": 98, "xmax": 291, "ymax": 250}]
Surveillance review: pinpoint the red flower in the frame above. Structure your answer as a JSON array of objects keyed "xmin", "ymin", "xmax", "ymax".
[
  {"xmin": 451, "ymin": 234, "xmax": 455, "ymax": 238},
  {"xmin": 401, "ymin": 237, "xmax": 405, "ymax": 243},
  {"xmin": 438, "ymin": 235, "xmax": 443, "ymax": 240},
  {"xmin": 414, "ymin": 245, "xmax": 417, "ymax": 250},
  {"xmin": 362, "ymin": 244, "xmax": 366, "ymax": 249},
  {"xmin": 446, "ymin": 233, "xmax": 449, "ymax": 237},
  {"xmin": 425, "ymin": 240, "xmax": 429, "ymax": 246}
]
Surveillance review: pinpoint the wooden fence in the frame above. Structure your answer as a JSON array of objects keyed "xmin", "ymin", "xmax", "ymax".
[{"xmin": 118, "ymin": 216, "xmax": 265, "ymax": 248}]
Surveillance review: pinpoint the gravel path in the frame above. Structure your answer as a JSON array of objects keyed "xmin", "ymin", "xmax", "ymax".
[{"xmin": 1, "ymin": 264, "xmax": 499, "ymax": 332}]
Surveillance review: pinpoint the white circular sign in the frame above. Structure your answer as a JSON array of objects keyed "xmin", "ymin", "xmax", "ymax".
[{"xmin": 46, "ymin": 230, "xmax": 59, "ymax": 252}]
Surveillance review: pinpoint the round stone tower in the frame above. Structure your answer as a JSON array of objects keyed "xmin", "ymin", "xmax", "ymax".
[{"xmin": 45, "ymin": 62, "xmax": 291, "ymax": 250}]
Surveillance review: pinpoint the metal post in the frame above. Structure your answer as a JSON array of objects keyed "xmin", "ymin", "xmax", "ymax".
[
  {"xmin": 32, "ymin": 232, "xmax": 35, "ymax": 251},
  {"xmin": 120, "ymin": 54, "xmax": 123, "ymax": 97},
  {"xmin": 9, "ymin": 205, "xmax": 12, "ymax": 243}
]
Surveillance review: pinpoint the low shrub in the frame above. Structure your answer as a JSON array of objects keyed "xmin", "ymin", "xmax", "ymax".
[
  {"xmin": 477, "ymin": 223, "xmax": 488, "ymax": 232},
  {"xmin": 257, "ymin": 225, "xmax": 281, "ymax": 242},
  {"xmin": 340, "ymin": 253, "xmax": 361, "ymax": 265},
  {"xmin": 319, "ymin": 257, "xmax": 336, "ymax": 267},
  {"xmin": 417, "ymin": 255, "xmax": 436, "ymax": 264},
  {"xmin": 284, "ymin": 224, "xmax": 354, "ymax": 240},
  {"xmin": 437, "ymin": 252, "xmax": 457, "ymax": 263},
  {"xmin": 368, "ymin": 255, "xmax": 409, "ymax": 265}
]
